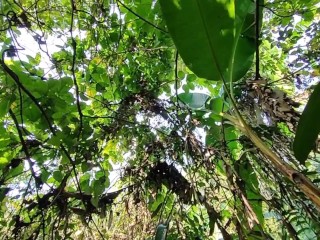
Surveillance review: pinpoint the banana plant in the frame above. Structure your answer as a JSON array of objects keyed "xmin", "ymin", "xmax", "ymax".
[{"xmin": 160, "ymin": 0, "xmax": 320, "ymax": 209}]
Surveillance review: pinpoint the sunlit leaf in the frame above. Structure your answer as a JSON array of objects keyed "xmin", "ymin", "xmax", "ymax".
[
  {"xmin": 0, "ymin": 157, "xmax": 9, "ymax": 169},
  {"xmin": 178, "ymin": 92, "xmax": 210, "ymax": 109},
  {"xmin": 160, "ymin": 0, "xmax": 260, "ymax": 81},
  {"xmin": 53, "ymin": 171, "xmax": 63, "ymax": 182}
]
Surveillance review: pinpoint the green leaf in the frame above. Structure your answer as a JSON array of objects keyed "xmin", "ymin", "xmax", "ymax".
[
  {"xmin": 81, "ymin": 162, "xmax": 91, "ymax": 172},
  {"xmin": 233, "ymin": 0, "xmax": 263, "ymax": 81},
  {"xmin": 80, "ymin": 173, "xmax": 91, "ymax": 194},
  {"xmin": 40, "ymin": 170, "xmax": 50, "ymax": 183},
  {"xmin": 0, "ymin": 98, "xmax": 11, "ymax": 118},
  {"xmin": 53, "ymin": 171, "xmax": 63, "ymax": 182},
  {"xmin": 24, "ymin": 104, "xmax": 41, "ymax": 122},
  {"xmin": 236, "ymin": 159, "xmax": 264, "ymax": 225},
  {"xmin": 160, "ymin": 0, "xmax": 259, "ymax": 81},
  {"xmin": 209, "ymin": 98, "xmax": 224, "ymax": 113},
  {"xmin": 91, "ymin": 196, "xmax": 99, "ymax": 208},
  {"xmin": 293, "ymin": 82, "xmax": 320, "ymax": 164},
  {"xmin": 93, "ymin": 179, "xmax": 105, "ymax": 196},
  {"xmin": 206, "ymin": 123, "xmax": 222, "ymax": 146},
  {"xmin": 0, "ymin": 138, "xmax": 10, "ymax": 148},
  {"xmin": 47, "ymin": 135, "xmax": 62, "ymax": 147},
  {"xmin": 0, "ymin": 157, "xmax": 9, "ymax": 169},
  {"xmin": 160, "ymin": 0, "xmax": 233, "ymax": 80},
  {"xmin": 7, "ymin": 163, "xmax": 23, "ymax": 179},
  {"xmin": 0, "ymin": 188, "xmax": 10, "ymax": 202},
  {"xmin": 150, "ymin": 192, "xmax": 165, "ymax": 212},
  {"xmin": 178, "ymin": 92, "xmax": 209, "ymax": 109},
  {"xmin": 208, "ymin": 97, "xmax": 227, "ymax": 120},
  {"xmin": 151, "ymin": 202, "xmax": 164, "ymax": 218}
]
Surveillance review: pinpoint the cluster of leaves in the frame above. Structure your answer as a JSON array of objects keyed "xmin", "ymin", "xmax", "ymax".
[{"xmin": 0, "ymin": 0, "xmax": 319, "ymax": 239}]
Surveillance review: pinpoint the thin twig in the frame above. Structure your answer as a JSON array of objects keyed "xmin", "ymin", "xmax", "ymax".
[
  {"xmin": 255, "ymin": 0, "xmax": 261, "ymax": 80},
  {"xmin": 70, "ymin": 0, "xmax": 83, "ymax": 139},
  {"xmin": 174, "ymin": 51, "xmax": 180, "ymax": 112},
  {"xmin": 116, "ymin": 0, "xmax": 168, "ymax": 33}
]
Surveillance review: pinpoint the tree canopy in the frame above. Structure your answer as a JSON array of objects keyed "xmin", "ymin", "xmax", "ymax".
[{"xmin": 0, "ymin": 0, "xmax": 320, "ymax": 239}]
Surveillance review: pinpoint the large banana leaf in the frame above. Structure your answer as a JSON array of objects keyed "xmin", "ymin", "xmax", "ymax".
[
  {"xmin": 293, "ymin": 82, "xmax": 320, "ymax": 164},
  {"xmin": 160, "ymin": 0, "xmax": 262, "ymax": 82}
]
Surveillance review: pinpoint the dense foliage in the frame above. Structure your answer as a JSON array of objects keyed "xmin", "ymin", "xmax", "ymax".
[{"xmin": 0, "ymin": 0, "xmax": 320, "ymax": 239}]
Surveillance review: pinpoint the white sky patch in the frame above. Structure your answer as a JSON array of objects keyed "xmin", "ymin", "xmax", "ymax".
[{"xmin": 10, "ymin": 29, "xmax": 64, "ymax": 72}]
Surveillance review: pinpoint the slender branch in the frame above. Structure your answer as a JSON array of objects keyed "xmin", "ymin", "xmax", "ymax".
[
  {"xmin": 8, "ymin": 109, "xmax": 37, "ymax": 180},
  {"xmin": 260, "ymin": 3, "xmax": 318, "ymax": 18},
  {"xmin": 9, "ymin": 109, "xmax": 47, "ymax": 235},
  {"xmin": 91, "ymin": 218, "xmax": 106, "ymax": 240},
  {"xmin": 70, "ymin": 0, "xmax": 83, "ymax": 139},
  {"xmin": 269, "ymin": 62, "xmax": 312, "ymax": 85},
  {"xmin": 116, "ymin": 0, "xmax": 168, "ymax": 33},
  {"xmin": 174, "ymin": 51, "xmax": 180, "ymax": 113},
  {"xmin": 255, "ymin": 0, "xmax": 260, "ymax": 80}
]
